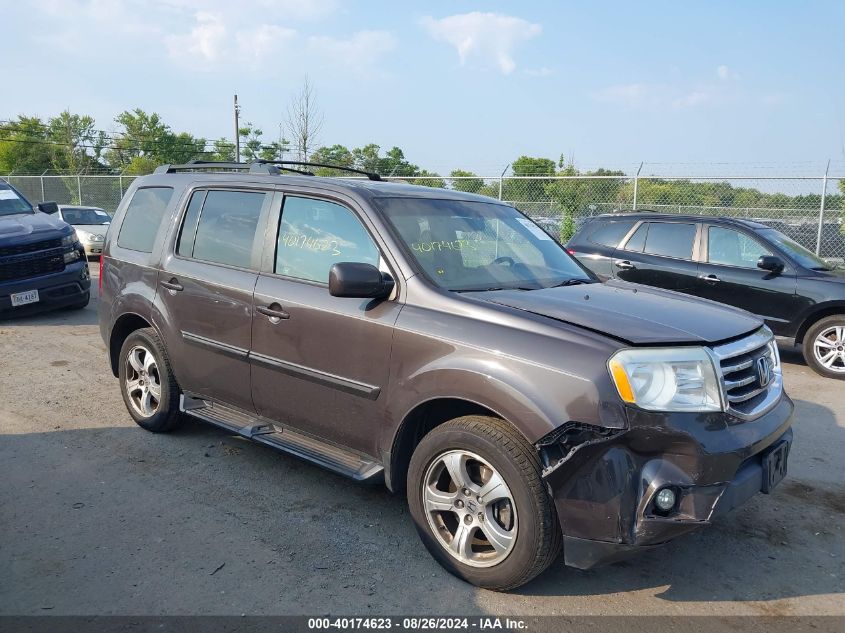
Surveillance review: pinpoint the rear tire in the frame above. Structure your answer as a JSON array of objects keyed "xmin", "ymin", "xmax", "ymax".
[
  {"xmin": 407, "ymin": 415, "xmax": 561, "ymax": 591},
  {"xmin": 118, "ymin": 327, "xmax": 183, "ymax": 432},
  {"xmin": 803, "ymin": 315, "xmax": 845, "ymax": 379}
]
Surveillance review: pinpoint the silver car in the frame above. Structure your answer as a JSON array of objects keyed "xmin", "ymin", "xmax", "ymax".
[{"xmin": 57, "ymin": 205, "xmax": 111, "ymax": 257}]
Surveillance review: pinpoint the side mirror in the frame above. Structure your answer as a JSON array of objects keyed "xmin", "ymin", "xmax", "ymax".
[
  {"xmin": 37, "ymin": 201, "xmax": 59, "ymax": 215},
  {"xmin": 329, "ymin": 262, "xmax": 394, "ymax": 299},
  {"xmin": 757, "ymin": 255, "xmax": 785, "ymax": 274}
]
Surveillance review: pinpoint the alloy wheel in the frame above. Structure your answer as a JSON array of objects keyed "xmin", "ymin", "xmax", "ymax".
[
  {"xmin": 813, "ymin": 326, "xmax": 845, "ymax": 373},
  {"xmin": 422, "ymin": 449, "xmax": 517, "ymax": 568},
  {"xmin": 124, "ymin": 345, "xmax": 162, "ymax": 417}
]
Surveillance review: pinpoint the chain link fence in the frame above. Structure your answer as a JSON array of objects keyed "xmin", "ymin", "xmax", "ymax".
[{"xmin": 3, "ymin": 171, "xmax": 843, "ymax": 260}]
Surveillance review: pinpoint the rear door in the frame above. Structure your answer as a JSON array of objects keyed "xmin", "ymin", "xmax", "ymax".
[
  {"xmin": 612, "ymin": 220, "xmax": 701, "ymax": 291},
  {"xmin": 156, "ymin": 186, "xmax": 274, "ymax": 412},
  {"xmin": 568, "ymin": 218, "xmax": 638, "ymax": 280},
  {"xmin": 692, "ymin": 224, "xmax": 797, "ymax": 335},
  {"xmin": 250, "ymin": 190, "xmax": 402, "ymax": 457}
]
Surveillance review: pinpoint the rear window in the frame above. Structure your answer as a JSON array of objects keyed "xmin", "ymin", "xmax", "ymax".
[
  {"xmin": 117, "ymin": 187, "xmax": 174, "ymax": 253},
  {"xmin": 587, "ymin": 219, "xmax": 636, "ymax": 247},
  {"xmin": 643, "ymin": 222, "xmax": 697, "ymax": 259}
]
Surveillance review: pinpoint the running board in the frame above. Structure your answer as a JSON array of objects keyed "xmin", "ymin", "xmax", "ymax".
[{"xmin": 179, "ymin": 395, "xmax": 384, "ymax": 483}]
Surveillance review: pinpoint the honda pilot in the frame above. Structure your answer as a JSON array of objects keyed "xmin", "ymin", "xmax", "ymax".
[{"xmin": 99, "ymin": 161, "xmax": 793, "ymax": 590}]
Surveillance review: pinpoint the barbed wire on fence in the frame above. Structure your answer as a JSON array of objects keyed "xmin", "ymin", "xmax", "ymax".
[{"xmin": 2, "ymin": 171, "xmax": 843, "ymax": 260}]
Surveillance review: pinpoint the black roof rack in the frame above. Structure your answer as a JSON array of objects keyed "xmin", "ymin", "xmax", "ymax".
[
  {"xmin": 253, "ymin": 160, "xmax": 383, "ymax": 181},
  {"xmin": 153, "ymin": 160, "xmax": 314, "ymax": 176},
  {"xmin": 153, "ymin": 159, "xmax": 382, "ymax": 181}
]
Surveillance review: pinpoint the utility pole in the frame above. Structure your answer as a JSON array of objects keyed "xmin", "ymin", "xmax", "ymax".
[{"xmin": 233, "ymin": 94, "xmax": 241, "ymax": 162}]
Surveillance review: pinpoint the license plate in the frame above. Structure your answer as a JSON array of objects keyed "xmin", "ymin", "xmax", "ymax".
[
  {"xmin": 761, "ymin": 439, "xmax": 790, "ymax": 494},
  {"xmin": 10, "ymin": 289, "xmax": 40, "ymax": 307}
]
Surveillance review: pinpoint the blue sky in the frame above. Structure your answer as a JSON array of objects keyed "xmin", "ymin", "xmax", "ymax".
[{"xmin": 2, "ymin": 0, "xmax": 843, "ymax": 175}]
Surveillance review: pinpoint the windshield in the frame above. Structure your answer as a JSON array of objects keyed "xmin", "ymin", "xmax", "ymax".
[
  {"xmin": 759, "ymin": 228, "xmax": 836, "ymax": 270},
  {"xmin": 62, "ymin": 207, "xmax": 111, "ymax": 225},
  {"xmin": 377, "ymin": 197, "xmax": 592, "ymax": 291},
  {"xmin": 0, "ymin": 185, "xmax": 34, "ymax": 216}
]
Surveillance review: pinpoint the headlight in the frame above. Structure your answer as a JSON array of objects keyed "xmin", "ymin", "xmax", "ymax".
[
  {"xmin": 608, "ymin": 347, "xmax": 722, "ymax": 412},
  {"xmin": 61, "ymin": 230, "xmax": 78, "ymax": 247}
]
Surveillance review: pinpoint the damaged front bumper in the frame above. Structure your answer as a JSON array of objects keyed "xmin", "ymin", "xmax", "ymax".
[{"xmin": 540, "ymin": 393, "xmax": 794, "ymax": 570}]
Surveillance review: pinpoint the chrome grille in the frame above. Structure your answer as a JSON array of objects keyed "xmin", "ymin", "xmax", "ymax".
[{"xmin": 711, "ymin": 328, "xmax": 782, "ymax": 419}]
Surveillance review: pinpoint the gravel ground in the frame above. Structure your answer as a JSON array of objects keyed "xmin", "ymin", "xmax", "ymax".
[{"xmin": 0, "ymin": 263, "xmax": 843, "ymax": 617}]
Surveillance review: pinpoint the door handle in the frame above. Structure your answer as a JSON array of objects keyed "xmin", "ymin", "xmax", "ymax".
[
  {"xmin": 700, "ymin": 274, "xmax": 721, "ymax": 283},
  {"xmin": 161, "ymin": 278, "xmax": 183, "ymax": 292},
  {"xmin": 615, "ymin": 260, "xmax": 635, "ymax": 270},
  {"xmin": 256, "ymin": 304, "xmax": 290, "ymax": 323}
]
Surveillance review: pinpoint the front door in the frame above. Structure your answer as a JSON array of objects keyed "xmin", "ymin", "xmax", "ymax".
[
  {"xmin": 612, "ymin": 220, "xmax": 701, "ymax": 291},
  {"xmin": 157, "ymin": 187, "xmax": 273, "ymax": 412},
  {"xmin": 692, "ymin": 224, "xmax": 797, "ymax": 335},
  {"xmin": 250, "ymin": 193, "xmax": 402, "ymax": 457}
]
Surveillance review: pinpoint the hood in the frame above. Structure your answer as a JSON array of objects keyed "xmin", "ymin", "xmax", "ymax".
[
  {"xmin": 72, "ymin": 224, "xmax": 109, "ymax": 236},
  {"xmin": 467, "ymin": 279, "xmax": 763, "ymax": 345},
  {"xmin": 0, "ymin": 212, "xmax": 71, "ymax": 243}
]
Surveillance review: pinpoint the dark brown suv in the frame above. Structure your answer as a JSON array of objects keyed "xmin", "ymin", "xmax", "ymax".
[{"xmin": 99, "ymin": 161, "xmax": 794, "ymax": 590}]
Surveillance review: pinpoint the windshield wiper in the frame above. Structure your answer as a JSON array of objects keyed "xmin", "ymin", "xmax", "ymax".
[{"xmin": 547, "ymin": 278, "xmax": 595, "ymax": 288}]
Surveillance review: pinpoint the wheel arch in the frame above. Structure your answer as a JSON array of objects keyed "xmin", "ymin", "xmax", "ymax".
[
  {"xmin": 386, "ymin": 397, "xmax": 527, "ymax": 493},
  {"xmin": 108, "ymin": 312, "xmax": 154, "ymax": 376},
  {"xmin": 795, "ymin": 302, "xmax": 845, "ymax": 345}
]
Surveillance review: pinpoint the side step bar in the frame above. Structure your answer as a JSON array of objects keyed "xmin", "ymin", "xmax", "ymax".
[{"xmin": 180, "ymin": 395, "xmax": 384, "ymax": 483}]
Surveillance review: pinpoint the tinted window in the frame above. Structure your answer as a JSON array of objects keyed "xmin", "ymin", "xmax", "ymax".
[
  {"xmin": 587, "ymin": 219, "xmax": 636, "ymax": 247},
  {"xmin": 708, "ymin": 226, "xmax": 771, "ymax": 268},
  {"xmin": 643, "ymin": 222, "xmax": 696, "ymax": 259},
  {"xmin": 176, "ymin": 190, "xmax": 206, "ymax": 257},
  {"xmin": 192, "ymin": 190, "xmax": 267, "ymax": 268},
  {"xmin": 623, "ymin": 223, "xmax": 648, "ymax": 252},
  {"xmin": 276, "ymin": 196, "xmax": 379, "ymax": 283},
  {"xmin": 759, "ymin": 228, "xmax": 834, "ymax": 270},
  {"xmin": 117, "ymin": 187, "xmax": 174, "ymax": 253}
]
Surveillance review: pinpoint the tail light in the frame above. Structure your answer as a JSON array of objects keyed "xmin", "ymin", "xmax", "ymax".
[{"xmin": 98, "ymin": 255, "xmax": 104, "ymax": 291}]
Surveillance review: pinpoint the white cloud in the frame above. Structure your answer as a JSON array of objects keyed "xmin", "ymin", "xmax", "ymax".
[
  {"xmin": 420, "ymin": 12, "xmax": 541, "ymax": 74},
  {"xmin": 717, "ymin": 64, "xmax": 740, "ymax": 81},
  {"xmin": 167, "ymin": 11, "xmax": 227, "ymax": 61}
]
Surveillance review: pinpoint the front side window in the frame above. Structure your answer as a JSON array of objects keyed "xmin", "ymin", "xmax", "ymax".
[
  {"xmin": 708, "ymin": 226, "xmax": 771, "ymax": 268},
  {"xmin": 643, "ymin": 222, "xmax": 697, "ymax": 260},
  {"xmin": 191, "ymin": 190, "xmax": 267, "ymax": 268},
  {"xmin": 275, "ymin": 196, "xmax": 379, "ymax": 283},
  {"xmin": 377, "ymin": 197, "xmax": 589, "ymax": 292},
  {"xmin": 117, "ymin": 187, "xmax": 174, "ymax": 253}
]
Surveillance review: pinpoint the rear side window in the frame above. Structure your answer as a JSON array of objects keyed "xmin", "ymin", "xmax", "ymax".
[
  {"xmin": 117, "ymin": 187, "xmax": 174, "ymax": 253},
  {"xmin": 176, "ymin": 190, "xmax": 206, "ymax": 257},
  {"xmin": 191, "ymin": 190, "xmax": 268, "ymax": 269},
  {"xmin": 643, "ymin": 222, "xmax": 696, "ymax": 259},
  {"xmin": 275, "ymin": 196, "xmax": 379, "ymax": 283},
  {"xmin": 587, "ymin": 219, "xmax": 636, "ymax": 247},
  {"xmin": 623, "ymin": 223, "xmax": 648, "ymax": 252}
]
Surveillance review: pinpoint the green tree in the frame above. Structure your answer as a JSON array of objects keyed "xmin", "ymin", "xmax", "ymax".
[
  {"xmin": 410, "ymin": 170, "xmax": 445, "ymax": 188},
  {"xmin": 109, "ymin": 109, "xmax": 207, "ymax": 172},
  {"xmin": 504, "ymin": 156, "xmax": 556, "ymax": 202},
  {"xmin": 0, "ymin": 116, "xmax": 52, "ymax": 173},
  {"xmin": 450, "ymin": 169, "xmax": 484, "ymax": 194},
  {"xmin": 211, "ymin": 138, "xmax": 235, "ymax": 162},
  {"xmin": 47, "ymin": 111, "xmax": 102, "ymax": 174},
  {"xmin": 310, "ymin": 144, "xmax": 355, "ymax": 175}
]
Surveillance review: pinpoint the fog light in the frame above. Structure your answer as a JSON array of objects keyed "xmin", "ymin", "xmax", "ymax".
[{"xmin": 654, "ymin": 488, "xmax": 677, "ymax": 512}]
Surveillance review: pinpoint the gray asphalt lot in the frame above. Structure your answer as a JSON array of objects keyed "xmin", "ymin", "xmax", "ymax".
[{"xmin": 0, "ymin": 262, "xmax": 843, "ymax": 616}]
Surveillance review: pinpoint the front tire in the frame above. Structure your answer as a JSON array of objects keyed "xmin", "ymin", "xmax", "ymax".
[
  {"xmin": 803, "ymin": 315, "xmax": 845, "ymax": 379},
  {"xmin": 407, "ymin": 416, "xmax": 561, "ymax": 591},
  {"xmin": 118, "ymin": 327, "xmax": 182, "ymax": 432}
]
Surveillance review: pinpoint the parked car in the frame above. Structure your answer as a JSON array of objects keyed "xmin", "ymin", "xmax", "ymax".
[
  {"xmin": 568, "ymin": 212, "xmax": 845, "ymax": 379},
  {"xmin": 55, "ymin": 205, "xmax": 111, "ymax": 257},
  {"xmin": 100, "ymin": 162, "xmax": 793, "ymax": 590},
  {"xmin": 0, "ymin": 182, "xmax": 90, "ymax": 316}
]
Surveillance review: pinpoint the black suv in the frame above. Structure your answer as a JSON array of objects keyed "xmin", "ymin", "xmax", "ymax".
[
  {"xmin": 569, "ymin": 213, "xmax": 845, "ymax": 379},
  {"xmin": 100, "ymin": 163, "xmax": 793, "ymax": 590}
]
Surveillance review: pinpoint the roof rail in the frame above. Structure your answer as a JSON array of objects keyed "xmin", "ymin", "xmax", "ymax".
[
  {"xmin": 253, "ymin": 160, "xmax": 383, "ymax": 181},
  {"xmin": 153, "ymin": 160, "xmax": 314, "ymax": 176}
]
